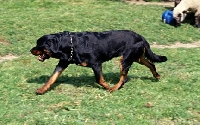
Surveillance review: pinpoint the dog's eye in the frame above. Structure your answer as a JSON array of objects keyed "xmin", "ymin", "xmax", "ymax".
[{"xmin": 43, "ymin": 49, "xmax": 50, "ymax": 53}]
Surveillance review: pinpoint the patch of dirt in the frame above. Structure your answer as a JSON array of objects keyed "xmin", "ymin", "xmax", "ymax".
[
  {"xmin": 151, "ymin": 41, "xmax": 200, "ymax": 48},
  {"xmin": 0, "ymin": 37, "xmax": 17, "ymax": 62},
  {"xmin": 0, "ymin": 54, "xmax": 18, "ymax": 63},
  {"xmin": 0, "ymin": 36, "xmax": 10, "ymax": 45},
  {"xmin": 126, "ymin": 0, "xmax": 174, "ymax": 7}
]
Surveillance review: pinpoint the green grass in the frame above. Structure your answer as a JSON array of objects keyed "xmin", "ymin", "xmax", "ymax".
[
  {"xmin": 1, "ymin": 49, "xmax": 200, "ymax": 124},
  {"xmin": 0, "ymin": 0, "xmax": 200, "ymax": 55},
  {"xmin": 0, "ymin": 0, "xmax": 200, "ymax": 124}
]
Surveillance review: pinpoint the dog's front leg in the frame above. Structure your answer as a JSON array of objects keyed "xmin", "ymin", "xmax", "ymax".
[
  {"xmin": 92, "ymin": 64, "xmax": 110, "ymax": 90},
  {"xmin": 109, "ymin": 56, "xmax": 128, "ymax": 93},
  {"xmin": 195, "ymin": 14, "xmax": 200, "ymax": 28},
  {"xmin": 36, "ymin": 61, "xmax": 69, "ymax": 95}
]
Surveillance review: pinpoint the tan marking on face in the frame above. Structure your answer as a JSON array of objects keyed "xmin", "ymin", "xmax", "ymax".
[
  {"xmin": 31, "ymin": 49, "xmax": 42, "ymax": 55},
  {"xmin": 43, "ymin": 49, "xmax": 52, "ymax": 57}
]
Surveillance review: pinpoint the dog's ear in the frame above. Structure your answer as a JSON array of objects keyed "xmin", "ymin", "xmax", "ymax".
[
  {"xmin": 48, "ymin": 38, "xmax": 59, "ymax": 53},
  {"xmin": 182, "ymin": 10, "xmax": 187, "ymax": 14},
  {"xmin": 48, "ymin": 37, "xmax": 70, "ymax": 60},
  {"xmin": 48, "ymin": 31, "xmax": 69, "ymax": 53}
]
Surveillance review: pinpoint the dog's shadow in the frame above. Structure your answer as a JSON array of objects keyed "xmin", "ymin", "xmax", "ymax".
[{"xmin": 27, "ymin": 72, "xmax": 158, "ymax": 91}]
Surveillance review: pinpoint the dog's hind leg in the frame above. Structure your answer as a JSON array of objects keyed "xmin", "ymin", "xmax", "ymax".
[
  {"xmin": 109, "ymin": 56, "xmax": 129, "ymax": 93},
  {"xmin": 92, "ymin": 63, "xmax": 110, "ymax": 90},
  {"xmin": 137, "ymin": 55, "xmax": 160, "ymax": 79}
]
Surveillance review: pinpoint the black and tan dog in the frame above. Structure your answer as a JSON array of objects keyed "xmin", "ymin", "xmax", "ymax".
[{"xmin": 30, "ymin": 30, "xmax": 167, "ymax": 94}]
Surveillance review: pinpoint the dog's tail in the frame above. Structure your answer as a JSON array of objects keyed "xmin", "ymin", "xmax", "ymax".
[{"xmin": 143, "ymin": 38, "xmax": 167, "ymax": 63}]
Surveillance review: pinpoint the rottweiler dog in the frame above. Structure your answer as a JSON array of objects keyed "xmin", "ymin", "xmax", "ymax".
[{"xmin": 30, "ymin": 30, "xmax": 167, "ymax": 95}]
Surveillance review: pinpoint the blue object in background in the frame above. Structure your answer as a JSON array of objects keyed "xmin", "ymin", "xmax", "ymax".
[{"xmin": 162, "ymin": 10, "xmax": 175, "ymax": 25}]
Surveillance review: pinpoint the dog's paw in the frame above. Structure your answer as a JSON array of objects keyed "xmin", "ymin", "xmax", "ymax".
[
  {"xmin": 154, "ymin": 73, "xmax": 160, "ymax": 79},
  {"xmin": 103, "ymin": 84, "xmax": 110, "ymax": 90},
  {"xmin": 109, "ymin": 84, "xmax": 121, "ymax": 93},
  {"xmin": 35, "ymin": 88, "xmax": 46, "ymax": 95},
  {"xmin": 108, "ymin": 89, "xmax": 115, "ymax": 93}
]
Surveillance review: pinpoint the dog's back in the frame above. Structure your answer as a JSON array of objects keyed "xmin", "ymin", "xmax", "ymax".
[{"xmin": 70, "ymin": 30, "xmax": 144, "ymax": 61}]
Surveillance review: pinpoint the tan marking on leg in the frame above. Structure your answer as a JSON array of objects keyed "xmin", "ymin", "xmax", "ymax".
[
  {"xmin": 109, "ymin": 56, "xmax": 127, "ymax": 92},
  {"xmin": 99, "ymin": 75, "xmax": 110, "ymax": 90},
  {"xmin": 80, "ymin": 62, "xmax": 87, "ymax": 67},
  {"xmin": 110, "ymin": 71, "xmax": 127, "ymax": 93},
  {"xmin": 137, "ymin": 56, "xmax": 160, "ymax": 79},
  {"xmin": 36, "ymin": 70, "xmax": 64, "ymax": 94},
  {"xmin": 98, "ymin": 64, "xmax": 110, "ymax": 90},
  {"xmin": 119, "ymin": 56, "xmax": 123, "ymax": 70},
  {"xmin": 138, "ymin": 58, "xmax": 140, "ymax": 63},
  {"xmin": 137, "ymin": 48, "xmax": 145, "ymax": 63}
]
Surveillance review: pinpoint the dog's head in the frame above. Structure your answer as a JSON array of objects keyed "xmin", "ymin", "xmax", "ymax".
[
  {"xmin": 173, "ymin": 9, "xmax": 187, "ymax": 27},
  {"xmin": 30, "ymin": 31, "xmax": 71, "ymax": 62}
]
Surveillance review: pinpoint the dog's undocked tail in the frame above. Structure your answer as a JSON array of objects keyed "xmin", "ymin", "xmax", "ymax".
[{"xmin": 143, "ymin": 39, "xmax": 167, "ymax": 63}]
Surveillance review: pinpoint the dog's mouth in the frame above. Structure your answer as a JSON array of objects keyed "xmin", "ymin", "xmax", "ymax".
[
  {"xmin": 30, "ymin": 48, "xmax": 51, "ymax": 62},
  {"xmin": 174, "ymin": 18, "xmax": 181, "ymax": 27},
  {"xmin": 38, "ymin": 52, "xmax": 51, "ymax": 62},
  {"xmin": 174, "ymin": 14, "xmax": 182, "ymax": 27},
  {"xmin": 38, "ymin": 54, "xmax": 47, "ymax": 62}
]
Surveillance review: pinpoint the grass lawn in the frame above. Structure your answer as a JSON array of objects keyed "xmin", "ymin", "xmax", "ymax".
[{"xmin": 0, "ymin": 0, "xmax": 199, "ymax": 124}]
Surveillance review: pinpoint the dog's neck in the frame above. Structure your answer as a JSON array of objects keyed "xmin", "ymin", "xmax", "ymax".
[{"xmin": 68, "ymin": 34, "xmax": 74, "ymax": 61}]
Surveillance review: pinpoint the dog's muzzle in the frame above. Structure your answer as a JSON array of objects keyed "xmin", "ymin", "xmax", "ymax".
[{"xmin": 30, "ymin": 47, "xmax": 50, "ymax": 62}]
